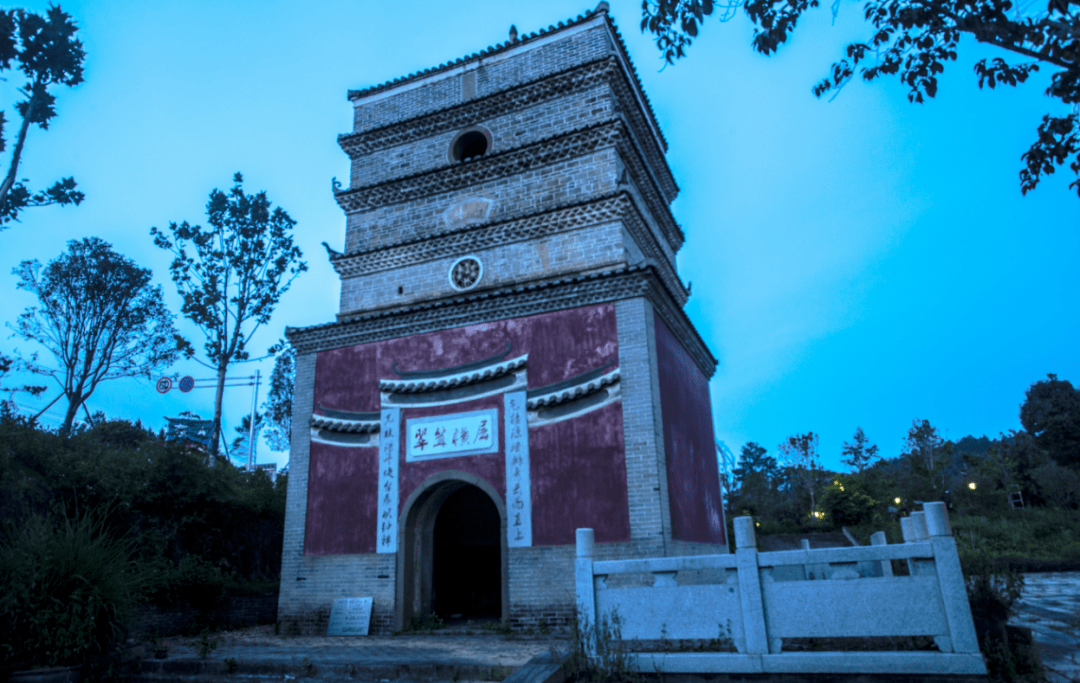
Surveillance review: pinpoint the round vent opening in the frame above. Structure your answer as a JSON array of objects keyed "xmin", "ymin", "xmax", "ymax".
[{"xmin": 452, "ymin": 131, "xmax": 489, "ymax": 162}]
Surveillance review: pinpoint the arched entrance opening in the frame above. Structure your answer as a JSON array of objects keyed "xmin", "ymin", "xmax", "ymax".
[
  {"xmin": 396, "ymin": 474, "xmax": 508, "ymax": 629},
  {"xmin": 433, "ymin": 486, "xmax": 501, "ymax": 619}
]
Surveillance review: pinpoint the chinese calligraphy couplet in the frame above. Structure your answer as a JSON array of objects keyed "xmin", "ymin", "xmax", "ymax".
[
  {"xmin": 504, "ymin": 391, "xmax": 532, "ymax": 547},
  {"xmin": 377, "ymin": 408, "xmax": 400, "ymax": 554}
]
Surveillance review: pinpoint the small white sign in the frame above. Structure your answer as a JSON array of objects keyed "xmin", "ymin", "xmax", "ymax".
[
  {"xmin": 326, "ymin": 597, "xmax": 373, "ymax": 636},
  {"xmin": 405, "ymin": 409, "xmax": 499, "ymax": 461}
]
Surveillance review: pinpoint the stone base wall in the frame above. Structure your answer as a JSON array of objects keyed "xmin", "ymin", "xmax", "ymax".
[
  {"xmin": 277, "ymin": 553, "xmax": 397, "ymax": 635},
  {"xmin": 132, "ymin": 593, "xmax": 278, "ymax": 639}
]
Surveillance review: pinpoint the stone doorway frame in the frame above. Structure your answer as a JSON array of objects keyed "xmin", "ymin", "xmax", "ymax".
[{"xmin": 395, "ymin": 470, "xmax": 509, "ymax": 630}]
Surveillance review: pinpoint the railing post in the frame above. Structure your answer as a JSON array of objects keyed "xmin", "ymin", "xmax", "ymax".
[
  {"xmin": 870, "ymin": 531, "xmax": 893, "ymax": 578},
  {"xmin": 734, "ymin": 516, "xmax": 770, "ymax": 654},
  {"xmin": 924, "ymin": 503, "xmax": 980, "ymax": 654},
  {"xmin": 575, "ymin": 528, "xmax": 598, "ymax": 657}
]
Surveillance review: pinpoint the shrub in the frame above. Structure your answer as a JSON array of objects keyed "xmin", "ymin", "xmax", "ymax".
[{"xmin": 0, "ymin": 511, "xmax": 140, "ymax": 669}]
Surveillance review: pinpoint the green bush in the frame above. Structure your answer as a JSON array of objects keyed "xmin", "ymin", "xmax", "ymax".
[
  {"xmin": 0, "ymin": 512, "xmax": 140, "ymax": 670},
  {"xmin": 960, "ymin": 551, "xmax": 1044, "ymax": 683}
]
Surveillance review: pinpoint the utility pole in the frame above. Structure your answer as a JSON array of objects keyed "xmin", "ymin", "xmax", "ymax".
[{"xmin": 246, "ymin": 369, "xmax": 261, "ymax": 471}]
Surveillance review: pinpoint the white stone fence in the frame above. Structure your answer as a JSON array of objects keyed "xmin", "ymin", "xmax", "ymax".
[{"xmin": 574, "ymin": 502, "xmax": 986, "ymax": 675}]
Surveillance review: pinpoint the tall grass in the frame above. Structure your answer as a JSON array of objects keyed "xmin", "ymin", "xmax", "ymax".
[{"xmin": 0, "ymin": 510, "xmax": 141, "ymax": 670}]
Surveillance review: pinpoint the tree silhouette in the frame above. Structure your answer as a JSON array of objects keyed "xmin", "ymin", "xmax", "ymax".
[
  {"xmin": 0, "ymin": 6, "xmax": 86, "ymax": 229},
  {"xmin": 841, "ymin": 426, "xmax": 880, "ymax": 473},
  {"xmin": 152, "ymin": 173, "xmax": 307, "ymax": 455},
  {"xmin": 641, "ymin": 0, "xmax": 1080, "ymax": 198},
  {"xmin": 10, "ymin": 237, "xmax": 189, "ymax": 434}
]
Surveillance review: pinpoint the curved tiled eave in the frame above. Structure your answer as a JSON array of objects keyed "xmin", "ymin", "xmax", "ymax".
[
  {"xmin": 309, "ymin": 415, "xmax": 380, "ymax": 433},
  {"xmin": 527, "ymin": 367, "xmax": 620, "ymax": 409},
  {"xmin": 380, "ymin": 355, "xmax": 528, "ymax": 394}
]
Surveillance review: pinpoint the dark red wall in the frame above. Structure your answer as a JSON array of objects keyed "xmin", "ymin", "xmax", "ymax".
[
  {"xmin": 530, "ymin": 401, "xmax": 629, "ymax": 545},
  {"xmin": 305, "ymin": 442, "xmax": 379, "ymax": 554},
  {"xmin": 304, "ymin": 303, "xmax": 628, "ymax": 554},
  {"xmin": 654, "ymin": 313, "xmax": 725, "ymax": 545}
]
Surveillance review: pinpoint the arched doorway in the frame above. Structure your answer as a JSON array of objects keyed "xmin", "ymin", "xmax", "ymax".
[
  {"xmin": 396, "ymin": 473, "xmax": 508, "ymax": 629},
  {"xmin": 432, "ymin": 486, "xmax": 501, "ymax": 619}
]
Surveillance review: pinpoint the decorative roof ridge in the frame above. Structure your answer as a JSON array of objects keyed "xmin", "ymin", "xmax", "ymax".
[
  {"xmin": 332, "ymin": 191, "xmax": 625, "ymax": 262},
  {"xmin": 314, "ymin": 404, "xmax": 380, "ymax": 420},
  {"xmin": 347, "ymin": 5, "xmax": 605, "ymax": 101},
  {"xmin": 309, "ymin": 414, "xmax": 380, "ymax": 433},
  {"xmin": 527, "ymin": 367, "xmax": 620, "ymax": 409},
  {"xmin": 380, "ymin": 354, "xmax": 528, "ymax": 394},
  {"xmin": 286, "ymin": 263, "xmax": 652, "ymax": 337},
  {"xmin": 527, "ymin": 357, "xmax": 616, "ymax": 398},
  {"xmin": 338, "ymin": 56, "xmax": 619, "ymax": 147},
  {"xmin": 334, "ymin": 117, "xmax": 623, "ymax": 201},
  {"xmin": 345, "ymin": 4, "xmax": 668, "ymax": 151}
]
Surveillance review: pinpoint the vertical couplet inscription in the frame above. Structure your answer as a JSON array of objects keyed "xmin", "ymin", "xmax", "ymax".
[
  {"xmin": 377, "ymin": 407, "xmax": 400, "ymax": 554},
  {"xmin": 504, "ymin": 391, "xmax": 532, "ymax": 547}
]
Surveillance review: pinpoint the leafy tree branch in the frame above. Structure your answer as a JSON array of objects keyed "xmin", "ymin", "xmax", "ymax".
[
  {"xmin": 0, "ymin": 5, "xmax": 86, "ymax": 230},
  {"xmin": 642, "ymin": 0, "xmax": 1080, "ymax": 197},
  {"xmin": 152, "ymin": 173, "xmax": 307, "ymax": 455},
  {"xmin": 8, "ymin": 237, "xmax": 190, "ymax": 434}
]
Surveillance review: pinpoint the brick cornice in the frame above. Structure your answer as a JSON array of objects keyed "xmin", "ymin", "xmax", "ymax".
[
  {"xmin": 334, "ymin": 120, "xmax": 619, "ymax": 213},
  {"xmin": 331, "ymin": 192, "xmax": 688, "ymax": 307},
  {"xmin": 338, "ymin": 57, "xmax": 678, "ymax": 203},
  {"xmin": 334, "ymin": 119, "xmax": 684, "ymax": 253},
  {"xmin": 286, "ymin": 266, "xmax": 716, "ymax": 377}
]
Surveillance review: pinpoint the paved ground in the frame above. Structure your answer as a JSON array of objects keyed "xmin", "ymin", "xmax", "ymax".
[
  {"xmin": 1009, "ymin": 572, "xmax": 1080, "ymax": 683},
  {"xmin": 136, "ymin": 572, "xmax": 1080, "ymax": 683},
  {"xmin": 135, "ymin": 626, "xmax": 569, "ymax": 683}
]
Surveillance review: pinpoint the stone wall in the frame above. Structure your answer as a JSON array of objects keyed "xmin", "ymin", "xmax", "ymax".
[
  {"xmin": 351, "ymin": 22, "xmax": 613, "ymax": 133},
  {"xmin": 131, "ymin": 593, "xmax": 278, "ymax": 639}
]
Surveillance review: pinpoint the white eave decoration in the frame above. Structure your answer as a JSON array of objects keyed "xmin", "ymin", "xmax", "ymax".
[
  {"xmin": 310, "ymin": 414, "xmax": 381, "ymax": 433},
  {"xmin": 527, "ymin": 367, "xmax": 620, "ymax": 409},
  {"xmin": 380, "ymin": 354, "xmax": 528, "ymax": 394}
]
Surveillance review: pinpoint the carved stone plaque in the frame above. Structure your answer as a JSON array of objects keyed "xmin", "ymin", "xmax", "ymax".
[
  {"xmin": 443, "ymin": 197, "xmax": 493, "ymax": 229},
  {"xmin": 326, "ymin": 597, "xmax": 373, "ymax": 636}
]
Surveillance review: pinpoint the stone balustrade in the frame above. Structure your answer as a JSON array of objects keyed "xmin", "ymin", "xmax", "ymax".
[{"xmin": 575, "ymin": 502, "xmax": 985, "ymax": 675}]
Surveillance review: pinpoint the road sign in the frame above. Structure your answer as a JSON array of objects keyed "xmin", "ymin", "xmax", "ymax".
[
  {"xmin": 179, "ymin": 376, "xmax": 194, "ymax": 393},
  {"xmin": 156, "ymin": 377, "xmax": 173, "ymax": 394}
]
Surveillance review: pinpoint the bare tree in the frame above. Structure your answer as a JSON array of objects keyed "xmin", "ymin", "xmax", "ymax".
[{"xmin": 9, "ymin": 237, "xmax": 190, "ymax": 433}]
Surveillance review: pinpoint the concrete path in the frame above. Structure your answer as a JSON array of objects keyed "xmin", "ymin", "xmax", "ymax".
[
  {"xmin": 1010, "ymin": 572, "xmax": 1080, "ymax": 683},
  {"xmin": 132, "ymin": 626, "xmax": 569, "ymax": 683}
]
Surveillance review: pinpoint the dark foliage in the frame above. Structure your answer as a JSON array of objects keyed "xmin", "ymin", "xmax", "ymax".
[
  {"xmin": 9, "ymin": 237, "xmax": 191, "ymax": 434},
  {"xmin": 0, "ymin": 414, "xmax": 287, "ymax": 609},
  {"xmin": 0, "ymin": 5, "xmax": 86, "ymax": 228},
  {"xmin": 642, "ymin": 0, "xmax": 1080, "ymax": 198},
  {"xmin": 1019, "ymin": 372, "xmax": 1080, "ymax": 468}
]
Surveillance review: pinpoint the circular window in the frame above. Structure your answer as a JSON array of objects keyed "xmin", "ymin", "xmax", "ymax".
[
  {"xmin": 449, "ymin": 256, "xmax": 483, "ymax": 291},
  {"xmin": 449, "ymin": 127, "xmax": 491, "ymax": 162}
]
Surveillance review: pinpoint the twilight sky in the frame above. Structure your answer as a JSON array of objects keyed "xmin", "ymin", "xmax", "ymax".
[{"xmin": 1, "ymin": 0, "xmax": 1077, "ymax": 472}]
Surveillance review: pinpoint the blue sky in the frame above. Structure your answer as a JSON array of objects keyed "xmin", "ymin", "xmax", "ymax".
[{"xmin": 1, "ymin": 0, "xmax": 1076, "ymax": 472}]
